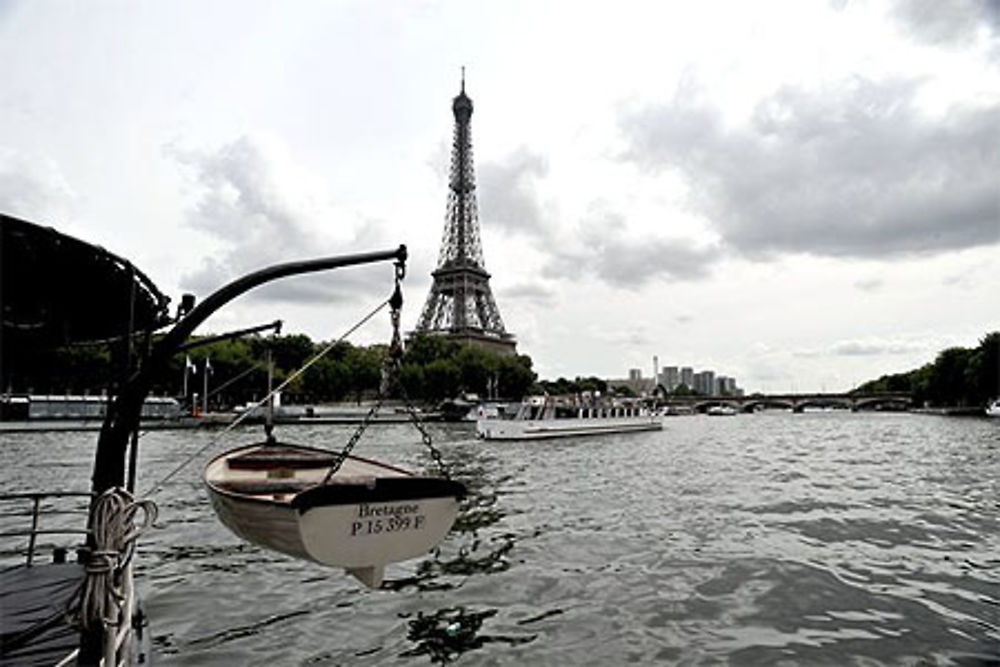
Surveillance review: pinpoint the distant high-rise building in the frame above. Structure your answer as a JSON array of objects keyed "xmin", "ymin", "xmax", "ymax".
[
  {"xmin": 680, "ymin": 367, "xmax": 694, "ymax": 389},
  {"xmin": 662, "ymin": 366, "xmax": 679, "ymax": 392},
  {"xmin": 628, "ymin": 368, "xmax": 642, "ymax": 382},
  {"xmin": 694, "ymin": 370, "xmax": 716, "ymax": 396}
]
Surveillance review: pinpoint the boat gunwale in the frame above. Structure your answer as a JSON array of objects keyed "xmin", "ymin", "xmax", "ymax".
[{"xmin": 203, "ymin": 441, "xmax": 464, "ymax": 509}]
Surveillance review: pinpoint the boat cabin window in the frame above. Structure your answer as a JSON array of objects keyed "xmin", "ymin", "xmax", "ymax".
[{"xmin": 554, "ymin": 406, "xmax": 577, "ymax": 419}]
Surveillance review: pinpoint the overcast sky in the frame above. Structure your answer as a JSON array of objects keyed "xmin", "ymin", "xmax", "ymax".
[{"xmin": 1, "ymin": 1, "xmax": 997, "ymax": 392}]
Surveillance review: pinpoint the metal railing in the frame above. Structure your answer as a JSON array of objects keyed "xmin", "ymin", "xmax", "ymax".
[{"xmin": 0, "ymin": 490, "xmax": 92, "ymax": 566}]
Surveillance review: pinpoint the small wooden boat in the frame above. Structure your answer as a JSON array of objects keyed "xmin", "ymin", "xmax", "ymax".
[{"xmin": 204, "ymin": 441, "xmax": 466, "ymax": 587}]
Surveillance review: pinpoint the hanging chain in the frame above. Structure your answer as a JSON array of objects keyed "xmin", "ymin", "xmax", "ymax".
[
  {"xmin": 323, "ymin": 259, "xmax": 451, "ymax": 482},
  {"xmin": 321, "ymin": 395, "xmax": 385, "ymax": 483},
  {"xmin": 397, "ymin": 365, "xmax": 450, "ymax": 480}
]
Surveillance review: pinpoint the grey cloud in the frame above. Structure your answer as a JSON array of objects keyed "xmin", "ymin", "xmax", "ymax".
[
  {"xmin": 170, "ymin": 136, "xmax": 390, "ymax": 304},
  {"xmin": 478, "ymin": 147, "xmax": 549, "ymax": 236},
  {"xmin": 832, "ymin": 339, "xmax": 925, "ymax": 356},
  {"xmin": 890, "ymin": 0, "xmax": 1000, "ymax": 47},
  {"xmin": 854, "ymin": 277, "xmax": 883, "ymax": 291},
  {"xmin": 619, "ymin": 77, "xmax": 1000, "ymax": 260},
  {"xmin": 0, "ymin": 149, "xmax": 76, "ymax": 222},
  {"xmin": 426, "ymin": 140, "xmax": 450, "ymax": 184},
  {"xmin": 941, "ymin": 257, "xmax": 995, "ymax": 287},
  {"xmin": 499, "ymin": 282, "xmax": 557, "ymax": 305},
  {"xmin": 543, "ymin": 211, "xmax": 721, "ymax": 287}
]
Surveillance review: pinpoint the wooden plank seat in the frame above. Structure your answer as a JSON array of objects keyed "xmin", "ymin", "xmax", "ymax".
[
  {"xmin": 226, "ymin": 445, "xmax": 339, "ymax": 471},
  {"xmin": 215, "ymin": 479, "xmax": 317, "ymax": 496}
]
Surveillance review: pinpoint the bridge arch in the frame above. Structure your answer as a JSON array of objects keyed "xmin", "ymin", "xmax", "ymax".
[
  {"xmin": 741, "ymin": 399, "xmax": 794, "ymax": 412},
  {"xmin": 792, "ymin": 397, "xmax": 853, "ymax": 412},
  {"xmin": 852, "ymin": 396, "xmax": 912, "ymax": 412}
]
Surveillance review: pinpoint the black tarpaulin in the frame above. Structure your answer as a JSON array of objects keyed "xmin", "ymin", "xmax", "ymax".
[{"xmin": 1, "ymin": 213, "xmax": 171, "ymax": 352}]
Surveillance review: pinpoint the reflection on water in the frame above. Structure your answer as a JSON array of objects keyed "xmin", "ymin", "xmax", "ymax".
[
  {"xmin": 385, "ymin": 442, "xmax": 515, "ymax": 592},
  {"xmin": 400, "ymin": 607, "xmax": 535, "ymax": 663},
  {"xmin": 2, "ymin": 414, "xmax": 999, "ymax": 664}
]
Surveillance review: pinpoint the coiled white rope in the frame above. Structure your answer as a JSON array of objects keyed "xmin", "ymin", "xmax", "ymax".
[{"xmin": 77, "ymin": 488, "xmax": 158, "ymax": 631}]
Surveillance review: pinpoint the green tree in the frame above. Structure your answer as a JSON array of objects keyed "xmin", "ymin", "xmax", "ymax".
[
  {"xmin": 257, "ymin": 334, "xmax": 315, "ymax": 373},
  {"xmin": 497, "ymin": 354, "xmax": 536, "ymax": 399},
  {"xmin": 345, "ymin": 346, "xmax": 382, "ymax": 403},
  {"xmin": 423, "ymin": 359, "xmax": 460, "ymax": 402},
  {"xmin": 302, "ymin": 357, "xmax": 349, "ymax": 402},
  {"xmin": 399, "ymin": 363, "xmax": 425, "ymax": 399},
  {"xmin": 927, "ymin": 347, "xmax": 972, "ymax": 406},
  {"xmin": 855, "ymin": 331, "xmax": 999, "ymax": 408},
  {"xmin": 455, "ymin": 345, "xmax": 498, "ymax": 397},
  {"xmin": 403, "ymin": 334, "xmax": 459, "ymax": 366},
  {"xmin": 968, "ymin": 332, "xmax": 1000, "ymax": 405}
]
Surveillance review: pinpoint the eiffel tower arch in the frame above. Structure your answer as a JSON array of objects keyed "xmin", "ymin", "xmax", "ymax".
[{"xmin": 413, "ymin": 75, "xmax": 517, "ymax": 356}]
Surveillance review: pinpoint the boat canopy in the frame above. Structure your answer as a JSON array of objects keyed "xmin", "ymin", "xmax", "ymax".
[{"xmin": 1, "ymin": 214, "xmax": 171, "ymax": 351}]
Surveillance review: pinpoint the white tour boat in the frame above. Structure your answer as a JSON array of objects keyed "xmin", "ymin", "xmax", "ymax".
[
  {"xmin": 476, "ymin": 395, "xmax": 662, "ymax": 440},
  {"xmin": 986, "ymin": 398, "xmax": 1000, "ymax": 418},
  {"xmin": 204, "ymin": 440, "xmax": 465, "ymax": 587}
]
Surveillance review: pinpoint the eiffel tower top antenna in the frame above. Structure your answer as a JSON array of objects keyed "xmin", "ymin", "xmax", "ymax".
[{"xmin": 412, "ymin": 71, "xmax": 516, "ymax": 355}]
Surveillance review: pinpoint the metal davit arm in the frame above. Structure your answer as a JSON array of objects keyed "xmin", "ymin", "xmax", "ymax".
[
  {"xmin": 77, "ymin": 247, "xmax": 405, "ymax": 663},
  {"xmin": 91, "ymin": 245, "xmax": 407, "ymax": 497}
]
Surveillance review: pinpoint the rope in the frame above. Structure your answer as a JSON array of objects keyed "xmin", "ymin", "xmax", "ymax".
[
  {"xmin": 74, "ymin": 488, "xmax": 158, "ymax": 631},
  {"xmin": 142, "ymin": 297, "xmax": 391, "ymax": 498}
]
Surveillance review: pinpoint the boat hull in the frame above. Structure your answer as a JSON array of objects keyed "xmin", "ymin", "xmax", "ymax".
[
  {"xmin": 297, "ymin": 493, "xmax": 461, "ymax": 567},
  {"xmin": 204, "ymin": 442, "xmax": 464, "ymax": 584},
  {"xmin": 477, "ymin": 416, "xmax": 662, "ymax": 440},
  {"xmin": 206, "ymin": 485, "xmax": 309, "ymax": 559}
]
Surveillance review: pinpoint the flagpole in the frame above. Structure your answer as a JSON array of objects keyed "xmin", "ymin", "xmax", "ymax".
[{"xmin": 202, "ymin": 358, "xmax": 210, "ymax": 415}]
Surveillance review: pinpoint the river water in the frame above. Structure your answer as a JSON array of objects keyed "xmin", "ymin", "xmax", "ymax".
[{"xmin": 2, "ymin": 412, "xmax": 998, "ymax": 665}]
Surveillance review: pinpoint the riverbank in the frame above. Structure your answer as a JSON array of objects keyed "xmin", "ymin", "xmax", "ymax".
[{"xmin": 0, "ymin": 403, "xmax": 444, "ymax": 433}]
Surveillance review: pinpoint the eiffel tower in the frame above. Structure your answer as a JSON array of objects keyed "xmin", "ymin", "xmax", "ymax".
[{"xmin": 414, "ymin": 74, "xmax": 517, "ymax": 356}]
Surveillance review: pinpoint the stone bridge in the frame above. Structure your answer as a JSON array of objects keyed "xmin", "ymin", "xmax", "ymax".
[{"xmin": 652, "ymin": 391, "xmax": 913, "ymax": 413}]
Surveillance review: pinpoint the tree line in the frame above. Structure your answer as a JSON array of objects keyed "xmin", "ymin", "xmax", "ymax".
[
  {"xmin": 3, "ymin": 332, "xmax": 538, "ymax": 408},
  {"xmin": 854, "ymin": 332, "xmax": 999, "ymax": 408}
]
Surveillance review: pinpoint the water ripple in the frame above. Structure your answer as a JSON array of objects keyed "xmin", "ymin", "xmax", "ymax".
[{"xmin": 2, "ymin": 413, "xmax": 999, "ymax": 664}]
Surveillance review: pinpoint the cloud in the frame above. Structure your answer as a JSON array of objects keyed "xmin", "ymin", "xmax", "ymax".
[
  {"xmin": 619, "ymin": 77, "xmax": 1000, "ymax": 260},
  {"xmin": 0, "ymin": 149, "xmax": 76, "ymax": 222},
  {"xmin": 499, "ymin": 281, "xmax": 557, "ymax": 305},
  {"xmin": 543, "ymin": 210, "xmax": 721, "ymax": 287},
  {"xmin": 831, "ymin": 338, "xmax": 927, "ymax": 356},
  {"xmin": 890, "ymin": 0, "xmax": 1000, "ymax": 47},
  {"xmin": 854, "ymin": 277, "xmax": 884, "ymax": 291},
  {"xmin": 589, "ymin": 322, "xmax": 655, "ymax": 349},
  {"xmin": 478, "ymin": 147, "xmax": 549, "ymax": 237},
  {"xmin": 169, "ymin": 135, "xmax": 391, "ymax": 304}
]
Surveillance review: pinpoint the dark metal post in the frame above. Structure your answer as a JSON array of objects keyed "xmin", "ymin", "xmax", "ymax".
[{"xmin": 26, "ymin": 496, "xmax": 40, "ymax": 567}]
